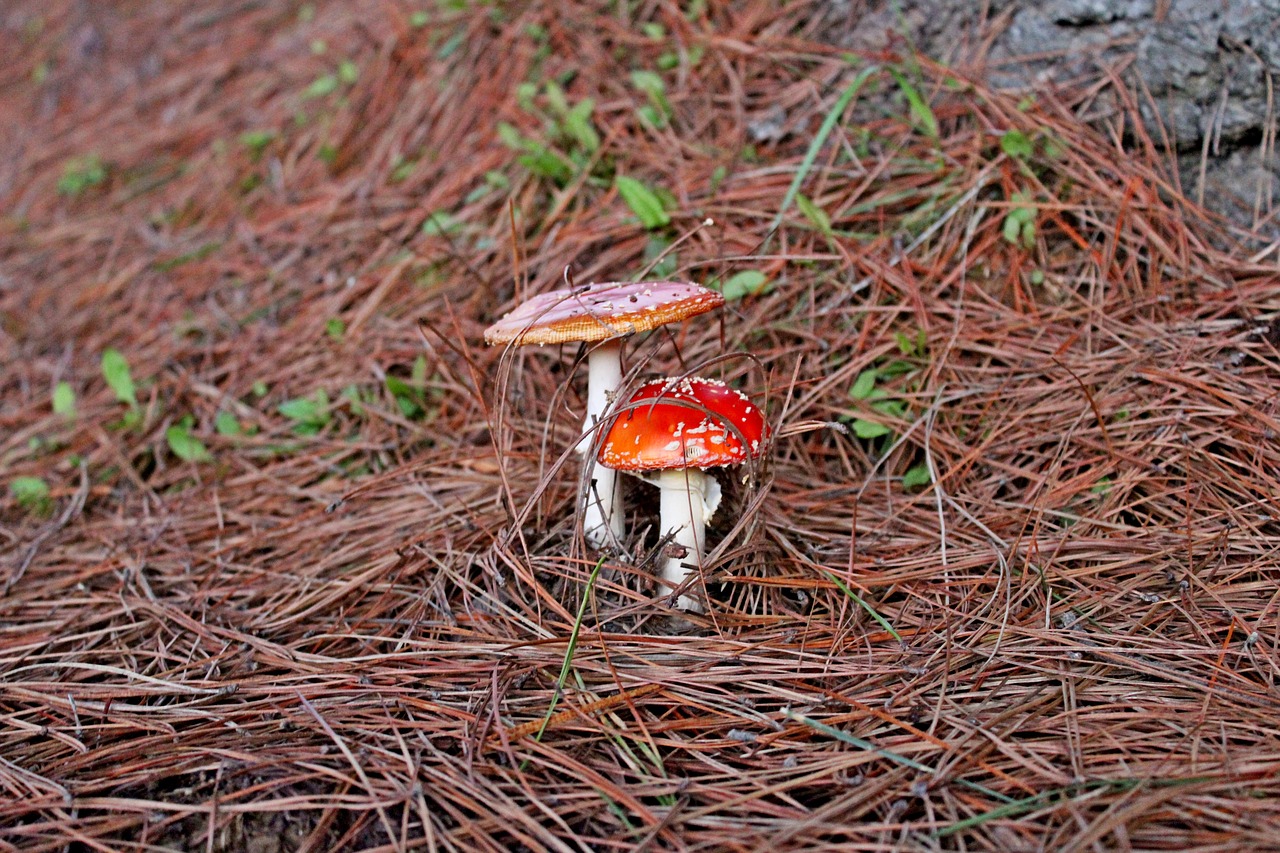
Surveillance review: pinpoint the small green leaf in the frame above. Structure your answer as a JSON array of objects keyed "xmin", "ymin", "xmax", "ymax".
[
  {"xmin": 543, "ymin": 80, "xmax": 569, "ymax": 116},
  {"xmin": 636, "ymin": 104, "xmax": 663, "ymax": 128},
  {"xmin": 278, "ymin": 397, "xmax": 319, "ymax": 422},
  {"xmin": 517, "ymin": 149, "xmax": 573, "ymax": 184},
  {"xmin": 409, "ymin": 10, "xmax": 429, "ymax": 27},
  {"xmin": 1020, "ymin": 218, "xmax": 1036, "ymax": 250},
  {"xmin": 852, "ymin": 419, "xmax": 891, "ymax": 439},
  {"xmin": 10, "ymin": 476, "xmax": 52, "ymax": 516},
  {"xmin": 903, "ymin": 463, "xmax": 932, "ymax": 489},
  {"xmin": 998, "ymin": 208, "xmax": 1029, "ymax": 244},
  {"xmin": 615, "ymin": 175, "xmax": 670, "ymax": 228},
  {"xmin": 57, "ymin": 155, "xmax": 107, "ymax": 196},
  {"xmin": 497, "ymin": 122, "xmax": 524, "ymax": 149},
  {"xmin": 239, "ymin": 129, "xmax": 276, "ymax": 156},
  {"xmin": 101, "ymin": 348, "xmax": 138, "ymax": 408},
  {"xmin": 630, "ymin": 69, "xmax": 671, "ymax": 122},
  {"xmin": 889, "ymin": 69, "xmax": 938, "ymax": 139},
  {"xmin": 215, "ymin": 411, "xmax": 241, "ymax": 436},
  {"xmin": 278, "ymin": 390, "xmax": 331, "ymax": 434},
  {"xmin": 53, "ymin": 382, "xmax": 76, "ymax": 418},
  {"xmin": 878, "ymin": 360, "xmax": 915, "ymax": 378},
  {"xmin": 849, "ymin": 369, "xmax": 878, "ymax": 400},
  {"xmin": 252, "ymin": 380, "xmax": 269, "ymax": 397},
  {"xmin": 303, "ymin": 73, "xmax": 339, "ymax": 99},
  {"xmin": 564, "ymin": 98, "xmax": 600, "ymax": 152},
  {"xmin": 166, "ymin": 423, "xmax": 211, "ymax": 462},
  {"xmin": 325, "ymin": 318, "xmax": 346, "ymax": 341},
  {"xmin": 796, "ymin": 194, "xmax": 833, "ymax": 236},
  {"xmin": 422, "ymin": 211, "xmax": 461, "ymax": 236},
  {"xmin": 893, "ymin": 330, "xmax": 927, "ymax": 358},
  {"xmin": 1002, "ymin": 194, "xmax": 1038, "ymax": 249},
  {"xmin": 1002, "ymin": 212, "xmax": 1023, "ymax": 245},
  {"xmin": 341, "ymin": 384, "xmax": 366, "ymax": 417},
  {"xmin": 515, "ymin": 82, "xmax": 538, "ymax": 113},
  {"xmin": 870, "ymin": 397, "xmax": 906, "ymax": 418},
  {"xmin": 411, "ymin": 354, "xmax": 428, "ymax": 384},
  {"xmin": 709, "ymin": 165, "xmax": 727, "ymax": 193},
  {"xmin": 337, "ymin": 59, "xmax": 358, "ymax": 84},
  {"xmin": 716, "ymin": 270, "xmax": 768, "ymax": 300},
  {"xmin": 630, "ymin": 69, "xmax": 666, "ymax": 100},
  {"xmin": 1000, "ymin": 130, "xmax": 1034, "ymax": 159},
  {"xmin": 385, "ymin": 376, "xmax": 423, "ymax": 418}
]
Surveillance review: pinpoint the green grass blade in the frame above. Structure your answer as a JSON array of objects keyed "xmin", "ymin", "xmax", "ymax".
[
  {"xmin": 784, "ymin": 709, "xmax": 1010, "ymax": 803},
  {"xmin": 889, "ymin": 68, "xmax": 939, "ymax": 139},
  {"xmin": 768, "ymin": 64, "xmax": 879, "ymax": 240},
  {"xmin": 935, "ymin": 775, "xmax": 1214, "ymax": 837},
  {"xmin": 820, "ymin": 570, "xmax": 901, "ymax": 642},
  {"xmin": 533, "ymin": 556, "xmax": 607, "ymax": 744}
]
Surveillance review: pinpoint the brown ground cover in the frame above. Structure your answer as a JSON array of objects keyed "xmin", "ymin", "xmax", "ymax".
[{"xmin": 3, "ymin": 2, "xmax": 1280, "ymax": 850}]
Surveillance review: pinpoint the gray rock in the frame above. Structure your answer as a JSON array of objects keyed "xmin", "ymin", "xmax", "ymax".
[{"xmin": 817, "ymin": 0, "xmax": 1280, "ymax": 236}]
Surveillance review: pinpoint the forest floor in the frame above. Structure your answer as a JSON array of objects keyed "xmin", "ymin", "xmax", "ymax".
[{"xmin": 3, "ymin": 2, "xmax": 1280, "ymax": 850}]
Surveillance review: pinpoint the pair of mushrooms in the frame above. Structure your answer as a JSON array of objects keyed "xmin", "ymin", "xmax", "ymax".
[{"xmin": 485, "ymin": 280, "xmax": 768, "ymax": 611}]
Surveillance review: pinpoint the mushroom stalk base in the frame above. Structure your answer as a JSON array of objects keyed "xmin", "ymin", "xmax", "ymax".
[
  {"xmin": 581, "ymin": 341, "xmax": 625, "ymax": 548},
  {"xmin": 656, "ymin": 468, "xmax": 710, "ymax": 612}
]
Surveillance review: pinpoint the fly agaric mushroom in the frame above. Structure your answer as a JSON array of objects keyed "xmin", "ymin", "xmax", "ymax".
[
  {"xmin": 484, "ymin": 279, "xmax": 725, "ymax": 548},
  {"xmin": 598, "ymin": 376, "xmax": 769, "ymax": 611}
]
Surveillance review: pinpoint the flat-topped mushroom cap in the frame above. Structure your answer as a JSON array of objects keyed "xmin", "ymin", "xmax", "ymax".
[
  {"xmin": 483, "ymin": 281, "xmax": 724, "ymax": 347},
  {"xmin": 598, "ymin": 377, "xmax": 769, "ymax": 471}
]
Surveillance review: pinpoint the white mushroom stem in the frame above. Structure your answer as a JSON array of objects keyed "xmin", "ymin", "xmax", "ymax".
[
  {"xmin": 579, "ymin": 340, "xmax": 625, "ymax": 548},
  {"xmin": 654, "ymin": 468, "xmax": 722, "ymax": 613}
]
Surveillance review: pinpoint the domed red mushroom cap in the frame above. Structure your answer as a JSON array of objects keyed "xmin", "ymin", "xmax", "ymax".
[{"xmin": 599, "ymin": 377, "xmax": 769, "ymax": 471}]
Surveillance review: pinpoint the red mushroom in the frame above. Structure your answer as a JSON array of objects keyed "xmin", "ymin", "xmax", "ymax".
[
  {"xmin": 598, "ymin": 376, "xmax": 769, "ymax": 611},
  {"xmin": 484, "ymin": 280, "xmax": 724, "ymax": 548}
]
